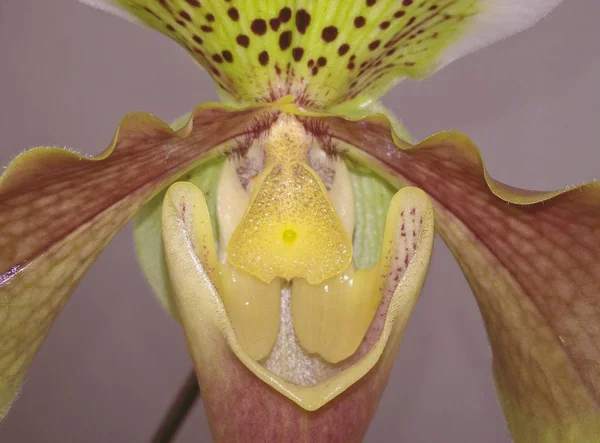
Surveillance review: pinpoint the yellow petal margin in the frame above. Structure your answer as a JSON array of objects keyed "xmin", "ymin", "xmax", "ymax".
[
  {"xmin": 319, "ymin": 113, "xmax": 600, "ymax": 442},
  {"xmin": 0, "ymin": 103, "xmax": 277, "ymax": 419},
  {"xmin": 162, "ymin": 182, "xmax": 434, "ymax": 442}
]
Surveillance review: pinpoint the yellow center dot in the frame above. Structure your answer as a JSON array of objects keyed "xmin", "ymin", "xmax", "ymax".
[{"xmin": 282, "ymin": 228, "xmax": 297, "ymax": 244}]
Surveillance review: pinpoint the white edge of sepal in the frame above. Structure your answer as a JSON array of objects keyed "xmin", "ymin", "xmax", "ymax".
[
  {"xmin": 437, "ymin": 0, "xmax": 563, "ymax": 70},
  {"xmin": 77, "ymin": 0, "xmax": 139, "ymax": 22}
]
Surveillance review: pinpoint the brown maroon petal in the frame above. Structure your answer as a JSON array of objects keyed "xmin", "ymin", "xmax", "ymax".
[
  {"xmin": 0, "ymin": 104, "xmax": 276, "ymax": 418},
  {"xmin": 319, "ymin": 115, "xmax": 600, "ymax": 441}
]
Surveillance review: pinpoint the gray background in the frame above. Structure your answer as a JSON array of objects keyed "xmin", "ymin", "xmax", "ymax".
[{"xmin": 0, "ymin": 1, "xmax": 598, "ymax": 442}]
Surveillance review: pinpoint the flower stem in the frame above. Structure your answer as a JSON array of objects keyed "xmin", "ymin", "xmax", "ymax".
[{"xmin": 151, "ymin": 369, "xmax": 200, "ymax": 443}]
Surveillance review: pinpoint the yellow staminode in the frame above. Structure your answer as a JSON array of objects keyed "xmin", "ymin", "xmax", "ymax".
[{"xmin": 226, "ymin": 117, "xmax": 352, "ymax": 284}]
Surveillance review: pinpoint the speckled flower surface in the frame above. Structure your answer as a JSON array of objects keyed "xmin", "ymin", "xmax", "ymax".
[{"xmin": 1, "ymin": 1, "xmax": 599, "ymax": 442}]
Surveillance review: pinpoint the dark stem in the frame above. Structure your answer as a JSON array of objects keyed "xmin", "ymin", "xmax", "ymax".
[{"xmin": 151, "ymin": 369, "xmax": 201, "ymax": 443}]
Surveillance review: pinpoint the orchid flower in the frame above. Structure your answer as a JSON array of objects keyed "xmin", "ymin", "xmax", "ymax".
[{"xmin": 1, "ymin": 1, "xmax": 599, "ymax": 442}]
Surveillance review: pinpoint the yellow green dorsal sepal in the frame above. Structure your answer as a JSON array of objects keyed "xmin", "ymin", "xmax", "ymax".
[
  {"xmin": 80, "ymin": 0, "xmax": 563, "ymax": 111},
  {"xmin": 225, "ymin": 115, "xmax": 353, "ymax": 284},
  {"xmin": 110, "ymin": 0, "xmax": 479, "ymax": 108}
]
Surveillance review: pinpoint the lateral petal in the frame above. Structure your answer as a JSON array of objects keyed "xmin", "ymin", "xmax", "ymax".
[
  {"xmin": 320, "ymin": 114, "xmax": 600, "ymax": 441},
  {"xmin": 0, "ymin": 104, "xmax": 275, "ymax": 419}
]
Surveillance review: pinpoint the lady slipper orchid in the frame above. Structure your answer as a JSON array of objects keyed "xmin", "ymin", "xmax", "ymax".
[{"xmin": 1, "ymin": 1, "xmax": 599, "ymax": 442}]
